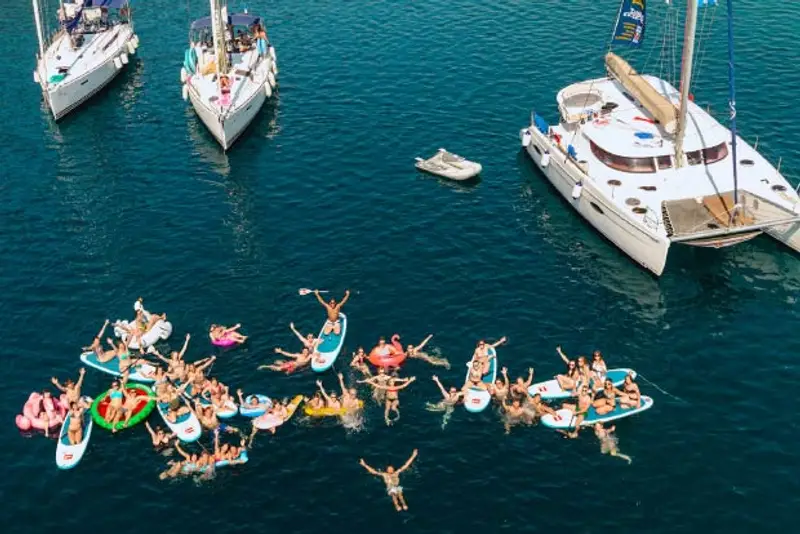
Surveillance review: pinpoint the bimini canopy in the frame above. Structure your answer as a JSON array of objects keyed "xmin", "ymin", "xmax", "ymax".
[
  {"xmin": 84, "ymin": 0, "xmax": 130, "ymax": 8},
  {"xmin": 191, "ymin": 13, "xmax": 260, "ymax": 31}
]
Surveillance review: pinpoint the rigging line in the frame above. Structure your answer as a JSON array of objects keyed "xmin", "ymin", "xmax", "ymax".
[
  {"xmin": 691, "ymin": 3, "xmax": 711, "ymax": 84},
  {"xmin": 693, "ymin": 4, "xmax": 718, "ymax": 86},
  {"xmin": 636, "ymin": 373, "xmax": 688, "ymax": 404}
]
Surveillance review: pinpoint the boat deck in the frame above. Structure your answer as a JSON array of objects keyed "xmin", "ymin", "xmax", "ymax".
[
  {"xmin": 42, "ymin": 24, "xmax": 129, "ymax": 86},
  {"xmin": 188, "ymin": 47, "xmax": 268, "ymax": 115}
]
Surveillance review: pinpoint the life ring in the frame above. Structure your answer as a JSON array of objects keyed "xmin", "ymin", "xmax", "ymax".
[
  {"xmin": 367, "ymin": 334, "xmax": 407, "ymax": 367},
  {"xmin": 552, "ymin": 133, "xmax": 562, "ymax": 146}
]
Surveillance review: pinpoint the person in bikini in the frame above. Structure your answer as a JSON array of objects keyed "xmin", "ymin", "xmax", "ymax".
[
  {"xmin": 405, "ymin": 334, "xmax": 450, "ymax": 369},
  {"xmin": 350, "ymin": 347, "xmax": 372, "ymax": 377},
  {"xmin": 314, "ymin": 289, "xmax": 350, "ymax": 335},
  {"xmin": 104, "ymin": 381, "xmax": 125, "ymax": 432},
  {"xmin": 119, "ymin": 385, "xmax": 148, "ymax": 429},
  {"xmin": 593, "ymin": 378, "xmax": 623, "ymax": 416},
  {"xmin": 51, "ymin": 368, "xmax": 87, "ymax": 405},
  {"xmin": 359, "ymin": 449, "xmax": 419, "ymax": 512},
  {"xmin": 464, "ymin": 360, "xmax": 488, "ymax": 391},
  {"xmin": 594, "ymin": 423, "xmax": 632, "ymax": 464},
  {"xmin": 559, "ymin": 384, "xmax": 595, "ymax": 438},
  {"xmin": 66, "ymin": 399, "xmax": 89, "ymax": 445},
  {"xmin": 591, "ymin": 350, "xmax": 608, "ymax": 388},
  {"xmin": 473, "ymin": 337, "xmax": 506, "ymax": 375},
  {"xmin": 259, "ymin": 347, "xmax": 313, "ymax": 374},
  {"xmin": 370, "ymin": 337, "xmax": 401, "ymax": 362},
  {"xmin": 509, "ymin": 368, "xmax": 535, "ymax": 399},
  {"xmin": 83, "ymin": 320, "xmax": 110, "ymax": 358},
  {"xmin": 360, "ymin": 367, "xmax": 391, "ymax": 404},
  {"xmin": 618, "ymin": 374, "xmax": 641, "ymax": 409},
  {"xmin": 145, "ymin": 421, "xmax": 176, "ymax": 452},
  {"xmin": 209, "ymin": 324, "xmax": 247, "ymax": 344},
  {"xmin": 361, "ymin": 374, "xmax": 416, "ymax": 426},
  {"xmin": 555, "ymin": 346, "xmax": 581, "ymax": 392}
]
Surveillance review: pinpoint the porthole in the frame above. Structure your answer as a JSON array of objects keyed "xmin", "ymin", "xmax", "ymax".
[
  {"xmin": 608, "ymin": 179, "xmax": 622, "ymax": 186},
  {"xmin": 625, "ymin": 197, "xmax": 641, "ymax": 206},
  {"xmin": 632, "ymin": 207, "xmax": 647, "ymax": 215},
  {"xmin": 533, "ymin": 145, "xmax": 542, "ymax": 155},
  {"xmin": 740, "ymin": 159, "xmax": 755, "ymax": 167},
  {"xmin": 707, "ymin": 223, "xmax": 719, "ymax": 229},
  {"xmin": 772, "ymin": 184, "xmax": 787, "ymax": 192},
  {"xmin": 639, "ymin": 186, "xmax": 657, "ymax": 191},
  {"xmin": 590, "ymin": 202, "xmax": 605, "ymax": 214}
]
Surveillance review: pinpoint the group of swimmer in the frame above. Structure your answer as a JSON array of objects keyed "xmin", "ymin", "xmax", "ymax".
[{"xmin": 32, "ymin": 291, "xmax": 646, "ymax": 511}]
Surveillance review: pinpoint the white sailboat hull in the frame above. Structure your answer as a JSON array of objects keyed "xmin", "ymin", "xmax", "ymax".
[
  {"xmin": 35, "ymin": 25, "xmax": 136, "ymax": 121},
  {"xmin": 188, "ymin": 80, "xmax": 267, "ymax": 150},
  {"xmin": 522, "ymin": 127, "xmax": 670, "ymax": 275}
]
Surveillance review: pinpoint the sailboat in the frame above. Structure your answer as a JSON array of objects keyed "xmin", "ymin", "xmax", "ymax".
[
  {"xmin": 181, "ymin": 0, "xmax": 278, "ymax": 150},
  {"xmin": 32, "ymin": 0, "xmax": 139, "ymax": 120},
  {"xmin": 519, "ymin": 0, "xmax": 800, "ymax": 276}
]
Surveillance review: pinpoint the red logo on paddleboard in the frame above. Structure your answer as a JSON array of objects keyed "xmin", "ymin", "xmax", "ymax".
[
  {"xmin": 538, "ymin": 385, "xmax": 547, "ymax": 392},
  {"xmin": 64, "ymin": 453, "xmax": 73, "ymax": 460},
  {"xmin": 554, "ymin": 414, "xmax": 562, "ymax": 421},
  {"xmin": 186, "ymin": 427, "xmax": 195, "ymax": 434},
  {"xmin": 472, "ymin": 398, "xmax": 479, "ymax": 404}
]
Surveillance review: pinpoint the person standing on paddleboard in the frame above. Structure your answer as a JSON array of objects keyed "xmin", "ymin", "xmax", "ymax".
[
  {"xmin": 314, "ymin": 289, "xmax": 350, "ymax": 335},
  {"xmin": 359, "ymin": 449, "xmax": 419, "ymax": 512}
]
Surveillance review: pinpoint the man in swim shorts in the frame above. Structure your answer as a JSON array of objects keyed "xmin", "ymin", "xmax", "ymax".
[
  {"xmin": 359, "ymin": 449, "xmax": 419, "ymax": 512},
  {"xmin": 315, "ymin": 289, "xmax": 350, "ymax": 335}
]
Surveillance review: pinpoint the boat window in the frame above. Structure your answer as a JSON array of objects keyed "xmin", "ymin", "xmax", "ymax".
[
  {"xmin": 590, "ymin": 202, "xmax": 605, "ymax": 214},
  {"xmin": 686, "ymin": 150, "xmax": 703, "ymax": 166},
  {"xmin": 656, "ymin": 155, "xmax": 673, "ymax": 169},
  {"xmin": 590, "ymin": 142, "xmax": 656, "ymax": 173},
  {"xmin": 702, "ymin": 142, "xmax": 728, "ymax": 164}
]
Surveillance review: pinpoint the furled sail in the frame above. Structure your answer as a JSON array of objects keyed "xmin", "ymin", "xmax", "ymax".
[{"xmin": 605, "ymin": 52, "xmax": 678, "ymax": 134}]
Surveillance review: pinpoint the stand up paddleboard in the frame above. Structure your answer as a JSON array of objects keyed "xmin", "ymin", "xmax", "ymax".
[
  {"xmin": 464, "ymin": 347, "xmax": 496, "ymax": 413},
  {"xmin": 253, "ymin": 395, "xmax": 304, "ymax": 430},
  {"xmin": 239, "ymin": 394, "xmax": 272, "ymax": 417},
  {"xmin": 199, "ymin": 396, "xmax": 238, "ymax": 419},
  {"xmin": 312, "ymin": 313, "xmax": 348, "ymax": 372},
  {"xmin": 79, "ymin": 351, "xmax": 157, "ymax": 383},
  {"xmin": 55, "ymin": 398, "xmax": 93, "ymax": 470},
  {"xmin": 528, "ymin": 368, "xmax": 636, "ymax": 400},
  {"xmin": 541, "ymin": 395, "xmax": 654, "ymax": 430},
  {"xmin": 156, "ymin": 401, "xmax": 202, "ymax": 442},
  {"xmin": 184, "ymin": 450, "xmax": 249, "ymax": 474}
]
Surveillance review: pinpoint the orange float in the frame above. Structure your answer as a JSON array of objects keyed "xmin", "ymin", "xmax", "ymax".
[{"xmin": 368, "ymin": 334, "xmax": 407, "ymax": 368}]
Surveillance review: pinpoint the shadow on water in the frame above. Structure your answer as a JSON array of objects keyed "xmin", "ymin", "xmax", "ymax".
[{"xmin": 414, "ymin": 169, "xmax": 481, "ymax": 193}]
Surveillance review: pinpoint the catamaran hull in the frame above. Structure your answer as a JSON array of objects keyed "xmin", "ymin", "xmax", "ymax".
[
  {"xmin": 188, "ymin": 81, "xmax": 268, "ymax": 151},
  {"xmin": 521, "ymin": 126, "xmax": 670, "ymax": 275},
  {"xmin": 36, "ymin": 26, "xmax": 136, "ymax": 121}
]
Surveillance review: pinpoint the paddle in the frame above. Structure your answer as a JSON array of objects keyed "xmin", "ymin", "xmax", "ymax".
[{"xmin": 298, "ymin": 288, "xmax": 329, "ymax": 296}]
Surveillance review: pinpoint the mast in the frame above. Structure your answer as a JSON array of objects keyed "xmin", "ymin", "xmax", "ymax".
[
  {"xmin": 209, "ymin": 0, "xmax": 229, "ymax": 78},
  {"xmin": 726, "ymin": 0, "xmax": 740, "ymax": 209},
  {"xmin": 674, "ymin": 0, "xmax": 699, "ymax": 168},
  {"xmin": 31, "ymin": 0, "xmax": 47, "ymax": 60}
]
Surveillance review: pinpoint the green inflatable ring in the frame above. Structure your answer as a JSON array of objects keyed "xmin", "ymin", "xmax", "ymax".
[{"xmin": 90, "ymin": 383, "xmax": 156, "ymax": 431}]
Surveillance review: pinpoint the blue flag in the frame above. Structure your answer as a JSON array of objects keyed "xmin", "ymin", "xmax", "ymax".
[{"xmin": 612, "ymin": 0, "xmax": 646, "ymax": 47}]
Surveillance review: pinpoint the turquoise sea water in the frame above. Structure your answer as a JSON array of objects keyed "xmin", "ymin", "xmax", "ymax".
[{"xmin": 3, "ymin": 1, "xmax": 800, "ymax": 532}]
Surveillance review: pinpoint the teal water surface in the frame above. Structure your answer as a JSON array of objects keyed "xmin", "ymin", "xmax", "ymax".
[{"xmin": 2, "ymin": 1, "xmax": 800, "ymax": 532}]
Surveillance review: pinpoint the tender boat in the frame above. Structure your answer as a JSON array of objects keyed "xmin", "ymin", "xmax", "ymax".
[
  {"xmin": 181, "ymin": 0, "xmax": 278, "ymax": 150},
  {"xmin": 415, "ymin": 149, "xmax": 482, "ymax": 181},
  {"xmin": 519, "ymin": 0, "xmax": 800, "ymax": 276},
  {"xmin": 32, "ymin": 0, "xmax": 139, "ymax": 120}
]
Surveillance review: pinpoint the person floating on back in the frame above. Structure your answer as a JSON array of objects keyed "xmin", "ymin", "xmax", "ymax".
[
  {"xmin": 359, "ymin": 449, "xmax": 419, "ymax": 512},
  {"xmin": 315, "ymin": 289, "xmax": 350, "ymax": 335}
]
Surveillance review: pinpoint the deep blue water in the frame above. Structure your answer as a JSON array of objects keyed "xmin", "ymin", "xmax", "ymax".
[{"xmin": 3, "ymin": 1, "xmax": 800, "ymax": 532}]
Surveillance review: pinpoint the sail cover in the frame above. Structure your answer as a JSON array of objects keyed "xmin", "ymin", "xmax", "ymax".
[
  {"xmin": 191, "ymin": 14, "xmax": 260, "ymax": 31},
  {"xmin": 605, "ymin": 52, "xmax": 678, "ymax": 134},
  {"xmin": 612, "ymin": 0, "xmax": 646, "ymax": 47}
]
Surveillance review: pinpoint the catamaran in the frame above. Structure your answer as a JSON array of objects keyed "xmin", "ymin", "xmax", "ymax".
[
  {"xmin": 32, "ymin": 0, "xmax": 139, "ymax": 120},
  {"xmin": 180, "ymin": 0, "xmax": 278, "ymax": 150},
  {"xmin": 520, "ymin": 0, "xmax": 800, "ymax": 276}
]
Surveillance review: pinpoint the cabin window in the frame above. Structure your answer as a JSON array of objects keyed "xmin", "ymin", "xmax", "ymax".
[
  {"xmin": 590, "ymin": 202, "xmax": 605, "ymax": 214},
  {"xmin": 686, "ymin": 150, "xmax": 703, "ymax": 166},
  {"xmin": 702, "ymin": 142, "xmax": 728, "ymax": 164},
  {"xmin": 656, "ymin": 155, "xmax": 673, "ymax": 169},
  {"xmin": 590, "ymin": 142, "xmax": 656, "ymax": 173}
]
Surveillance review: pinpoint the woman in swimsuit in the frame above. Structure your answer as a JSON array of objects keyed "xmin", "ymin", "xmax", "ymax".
[
  {"xmin": 489, "ymin": 367, "xmax": 510, "ymax": 403},
  {"xmin": 105, "ymin": 381, "xmax": 125, "ymax": 431},
  {"xmin": 555, "ymin": 346, "xmax": 580, "ymax": 391},
  {"xmin": 82, "ymin": 320, "xmax": 110, "ymax": 358},
  {"xmin": 473, "ymin": 337, "xmax": 506, "ymax": 375},
  {"xmin": 510, "ymin": 368, "xmax": 535, "ymax": 399},
  {"xmin": 557, "ymin": 384, "xmax": 595, "ymax": 438},
  {"xmin": 359, "ymin": 367, "xmax": 391, "ymax": 404},
  {"xmin": 365, "ymin": 375, "xmax": 416, "ymax": 426},
  {"xmin": 405, "ymin": 334, "xmax": 450, "ymax": 369},
  {"xmin": 52, "ymin": 368, "xmax": 86, "ymax": 405},
  {"xmin": 145, "ymin": 421, "xmax": 176, "ymax": 451},
  {"xmin": 618, "ymin": 374, "xmax": 641, "ymax": 409},
  {"xmin": 576, "ymin": 356, "xmax": 592, "ymax": 390},
  {"xmin": 593, "ymin": 379, "xmax": 623, "ymax": 416},
  {"xmin": 591, "ymin": 350, "xmax": 608, "ymax": 387},
  {"xmin": 350, "ymin": 347, "xmax": 372, "ymax": 377},
  {"xmin": 119, "ymin": 386, "xmax": 145, "ymax": 429},
  {"xmin": 259, "ymin": 347, "xmax": 312, "ymax": 374},
  {"xmin": 66, "ymin": 402, "xmax": 86, "ymax": 445},
  {"xmin": 209, "ymin": 323, "xmax": 247, "ymax": 344},
  {"xmin": 464, "ymin": 360, "xmax": 488, "ymax": 391}
]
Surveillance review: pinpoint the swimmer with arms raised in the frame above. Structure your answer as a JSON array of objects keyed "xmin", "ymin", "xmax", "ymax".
[
  {"xmin": 83, "ymin": 320, "xmax": 110, "ymax": 358},
  {"xmin": 209, "ymin": 324, "xmax": 247, "ymax": 344},
  {"xmin": 361, "ymin": 374, "xmax": 416, "ymax": 426},
  {"xmin": 288, "ymin": 322, "xmax": 320, "ymax": 352},
  {"xmin": 359, "ymin": 449, "xmax": 419, "ymax": 512},
  {"xmin": 51, "ymin": 368, "xmax": 86, "ymax": 405},
  {"xmin": 406, "ymin": 334, "xmax": 450, "ymax": 369},
  {"xmin": 259, "ymin": 347, "xmax": 313, "ymax": 374},
  {"xmin": 315, "ymin": 289, "xmax": 350, "ymax": 335}
]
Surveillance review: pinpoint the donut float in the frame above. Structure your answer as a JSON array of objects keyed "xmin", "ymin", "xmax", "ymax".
[{"xmin": 368, "ymin": 334, "xmax": 407, "ymax": 368}]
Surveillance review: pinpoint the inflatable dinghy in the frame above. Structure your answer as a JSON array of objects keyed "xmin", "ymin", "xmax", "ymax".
[{"xmin": 415, "ymin": 148, "xmax": 482, "ymax": 181}]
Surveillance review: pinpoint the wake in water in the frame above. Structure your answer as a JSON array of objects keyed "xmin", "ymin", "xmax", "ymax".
[
  {"xmin": 341, "ymin": 410, "xmax": 365, "ymax": 433},
  {"xmin": 425, "ymin": 402, "xmax": 454, "ymax": 430}
]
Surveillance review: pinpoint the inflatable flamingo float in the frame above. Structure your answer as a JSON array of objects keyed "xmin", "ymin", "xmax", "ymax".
[
  {"xmin": 15, "ymin": 392, "xmax": 68, "ymax": 433},
  {"xmin": 368, "ymin": 334, "xmax": 408, "ymax": 368}
]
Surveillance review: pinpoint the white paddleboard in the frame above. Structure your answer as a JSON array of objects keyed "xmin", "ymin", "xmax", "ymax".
[
  {"xmin": 528, "ymin": 368, "xmax": 636, "ymax": 400},
  {"xmin": 312, "ymin": 313, "xmax": 347, "ymax": 372},
  {"xmin": 464, "ymin": 347, "xmax": 496, "ymax": 413},
  {"xmin": 541, "ymin": 395, "xmax": 654, "ymax": 430},
  {"xmin": 79, "ymin": 351, "xmax": 157, "ymax": 383},
  {"xmin": 55, "ymin": 403, "xmax": 93, "ymax": 470},
  {"xmin": 156, "ymin": 401, "xmax": 202, "ymax": 442}
]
